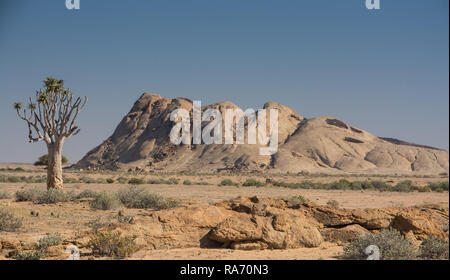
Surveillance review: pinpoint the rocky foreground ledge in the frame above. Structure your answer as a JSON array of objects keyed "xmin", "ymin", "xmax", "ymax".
[
  {"xmin": 71, "ymin": 197, "xmax": 448, "ymax": 251},
  {"xmin": 1, "ymin": 196, "xmax": 448, "ymax": 259}
]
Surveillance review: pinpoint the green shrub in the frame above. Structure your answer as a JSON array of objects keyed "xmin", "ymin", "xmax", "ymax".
[
  {"xmin": 106, "ymin": 178, "xmax": 115, "ymax": 184},
  {"xmin": 80, "ymin": 176, "xmax": 96, "ymax": 184},
  {"xmin": 242, "ymin": 179, "xmax": 265, "ymax": 187},
  {"xmin": 219, "ymin": 179, "xmax": 238, "ymax": 186},
  {"xmin": 0, "ymin": 208, "xmax": 23, "ymax": 232},
  {"xmin": 426, "ymin": 181, "xmax": 449, "ymax": 192},
  {"xmin": 34, "ymin": 154, "xmax": 68, "ymax": 166},
  {"xmin": 117, "ymin": 186, "xmax": 180, "ymax": 210},
  {"xmin": 183, "ymin": 180, "xmax": 192, "ymax": 185},
  {"xmin": 196, "ymin": 181, "xmax": 211, "ymax": 185},
  {"xmin": 392, "ymin": 180, "xmax": 416, "ymax": 192},
  {"xmin": 35, "ymin": 189, "xmax": 73, "ymax": 204},
  {"xmin": 148, "ymin": 178, "xmax": 163, "ymax": 184},
  {"xmin": 35, "ymin": 233, "xmax": 63, "ymax": 251},
  {"xmin": 11, "ymin": 250, "xmax": 45, "ymax": 260},
  {"xmin": 342, "ymin": 228, "xmax": 417, "ymax": 260},
  {"xmin": 85, "ymin": 217, "xmax": 111, "ymax": 232},
  {"xmin": 418, "ymin": 236, "xmax": 449, "ymax": 260},
  {"xmin": 76, "ymin": 189, "xmax": 98, "ymax": 199},
  {"xmin": 90, "ymin": 192, "xmax": 122, "ymax": 210},
  {"xmin": 95, "ymin": 178, "xmax": 106, "ymax": 184},
  {"xmin": 148, "ymin": 178, "xmax": 179, "ymax": 185},
  {"xmin": 117, "ymin": 177, "xmax": 128, "ymax": 184},
  {"xmin": 0, "ymin": 190, "xmax": 12, "ymax": 199},
  {"xmin": 326, "ymin": 199, "xmax": 339, "ymax": 208},
  {"xmin": 88, "ymin": 231, "xmax": 139, "ymax": 258},
  {"xmin": 288, "ymin": 195, "xmax": 309, "ymax": 205},
  {"xmin": 15, "ymin": 188, "xmax": 44, "ymax": 202},
  {"xmin": 15, "ymin": 188, "xmax": 73, "ymax": 204},
  {"xmin": 63, "ymin": 177, "xmax": 79, "ymax": 184},
  {"xmin": 7, "ymin": 176, "xmax": 20, "ymax": 183},
  {"xmin": 168, "ymin": 178, "xmax": 179, "ymax": 185},
  {"xmin": 128, "ymin": 178, "xmax": 146, "ymax": 185}
]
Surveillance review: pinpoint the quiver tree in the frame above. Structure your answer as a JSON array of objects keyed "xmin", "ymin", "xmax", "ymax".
[{"xmin": 14, "ymin": 77, "xmax": 87, "ymax": 189}]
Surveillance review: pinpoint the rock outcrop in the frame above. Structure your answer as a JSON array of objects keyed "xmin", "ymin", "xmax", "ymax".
[
  {"xmin": 76, "ymin": 93, "xmax": 449, "ymax": 174},
  {"xmin": 66, "ymin": 197, "xmax": 448, "ymax": 252}
]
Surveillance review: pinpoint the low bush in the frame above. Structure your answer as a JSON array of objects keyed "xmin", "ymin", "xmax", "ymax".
[
  {"xmin": 34, "ymin": 189, "xmax": 73, "ymax": 204},
  {"xmin": 148, "ymin": 178, "xmax": 179, "ymax": 185},
  {"xmin": 326, "ymin": 199, "xmax": 339, "ymax": 208},
  {"xmin": 106, "ymin": 178, "xmax": 115, "ymax": 184},
  {"xmin": 0, "ymin": 190, "xmax": 12, "ymax": 199},
  {"xmin": 117, "ymin": 186, "xmax": 180, "ymax": 210},
  {"xmin": 15, "ymin": 188, "xmax": 73, "ymax": 204},
  {"xmin": 288, "ymin": 195, "xmax": 309, "ymax": 205},
  {"xmin": 342, "ymin": 229, "xmax": 417, "ymax": 260},
  {"xmin": 35, "ymin": 233, "xmax": 63, "ymax": 251},
  {"xmin": 15, "ymin": 188, "xmax": 44, "ymax": 202},
  {"xmin": 419, "ymin": 236, "xmax": 449, "ymax": 260},
  {"xmin": 80, "ymin": 176, "xmax": 96, "ymax": 184},
  {"xmin": 128, "ymin": 178, "xmax": 146, "ymax": 185},
  {"xmin": 34, "ymin": 154, "xmax": 68, "ymax": 166},
  {"xmin": 271, "ymin": 179, "xmax": 448, "ymax": 193},
  {"xmin": 90, "ymin": 192, "xmax": 122, "ymax": 210},
  {"xmin": 7, "ymin": 176, "xmax": 20, "ymax": 183},
  {"xmin": 76, "ymin": 189, "xmax": 98, "ymax": 199},
  {"xmin": 88, "ymin": 231, "xmax": 139, "ymax": 258},
  {"xmin": 117, "ymin": 177, "xmax": 128, "ymax": 184},
  {"xmin": 219, "ymin": 179, "xmax": 238, "ymax": 186},
  {"xmin": 0, "ymin": 208, "xmax": 23, "ymax": 232},
  {"xmin": 10, "ymin": 250, "xmax": 45, "ymax": 260},
  {"xmin": 242, "ymin": 179, "xmax": 265, "ymax": 187},
  {"xmin": 85, "ymin": 217, "xmax": 111, "ymax": 232},
  {"xmin": 182, "ymin": 180, "xmax": 192, "ymax": 185}
]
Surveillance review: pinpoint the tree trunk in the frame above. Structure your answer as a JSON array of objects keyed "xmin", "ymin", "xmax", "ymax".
[{"xmin": 47, "ymin": 141, "xmax": 64, "ymax": 190}]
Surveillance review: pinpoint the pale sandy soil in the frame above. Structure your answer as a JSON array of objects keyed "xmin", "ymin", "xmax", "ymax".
[
  {"xmin": 0, "ymin": 167, "xmax": 448, "ymax": 260},
  {"xmin": 130, "ymin": 243, "xmax": 343, "ymax": 260},
  {"xmin": 1, "ymin": 183, "xmax": 448, "ymax": 209}
]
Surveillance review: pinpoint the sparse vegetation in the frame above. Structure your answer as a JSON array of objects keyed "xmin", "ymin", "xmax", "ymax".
[
  {"xmin": 0, "ymin": 208, "xmax": 23, "ymax": 232},
  {"xmin": 418, "ymin": 236, "xmax": 449, "ymax": 260},
  {"xmin": 342, "ymin": 229, "xmax": 417, "ymax": 260},
  {"xmin": 326, "ymin": 199, "xmax": 339, "ymax": 208},
  {"xmin": 117, "ymin": 186, "xmax": 180, "ymax": 210},
  {"xmin": 271, "ymin": 179, "xmax": 448, "ymax": 193},
  {"xmin": 34, "ymin": 189, "xmax": 73, "ymax": 204},
  {"xmin": 34, "ymin": 154, "xmax": 68, "ymax": 166},
  {"xmin": 35, "ymin": 233, "xmax": 63, "ymax": 251},
  {"xmin": 0, "ymin": 190, "xmax": 12, "ymax": 199},
  {"xmin": 90, "ymin": 192, "xmax": 122, "ymax": 210},
  {"xmin": 128, "ymin": 178, "xmax": 146, "ymax": 185},
  {"xmin": 15, "ymin": 188, "xmax": 44, "ymax": 202},
  {"xmin": 85, "ymin": 217, "xmax": 111, "ymax": 232},
  {"xmin": 219, "ymin": 179, "xmax": 239, "ymax": 186},
  {"xmin": 287, "ymin": 195, "xmax": 309, "ymax": 205},
  {"xmin": 117, "ymin": 177, "xmax": 128, "ymax": 184},
  {"xmin": 10, "ymin": 250, "xmax": 45, "ymax": 260},
  {"xmin": 76, "ymin": 189, "xmax": 98, "ymax": 199},
  {"xmin": 242, "ymin": 179, "xmax": 266, "ymax": 187},
  {"xmin": 88, "ymin": 231, "xmax": 139, "ymax": 258}
]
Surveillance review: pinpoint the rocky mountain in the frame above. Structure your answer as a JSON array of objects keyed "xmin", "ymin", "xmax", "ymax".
[{"xmin": 76, "ymin": 93, "xmax": 449, "ymax": 174}]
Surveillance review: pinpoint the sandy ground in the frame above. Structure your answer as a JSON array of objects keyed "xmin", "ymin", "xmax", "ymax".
[
  {"xmin": 1, "ymin": 182, "xmax": 448, "ymax": 209},
  {"xmin": 0, "ymin": 167, "xmax": 448, "ymax": 260},
  {"xmin": 130, "ymin": 243, "xmax": 343, "ymax": 260}
]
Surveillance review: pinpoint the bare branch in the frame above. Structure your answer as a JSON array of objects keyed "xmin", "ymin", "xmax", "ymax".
[{"xmin": 14, "ymin": 78, "xmax": 87, "ymax": 144}]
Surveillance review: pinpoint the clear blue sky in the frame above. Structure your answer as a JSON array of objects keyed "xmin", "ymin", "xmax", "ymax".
[{"xmin": 0, "ymin": 0, "xmax": 448, "ymax": 163}]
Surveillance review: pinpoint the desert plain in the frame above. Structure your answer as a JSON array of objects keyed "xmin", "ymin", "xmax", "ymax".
[{"xmin": 0, "ymin": 163, "xmax": 448, "ymax": 260}]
